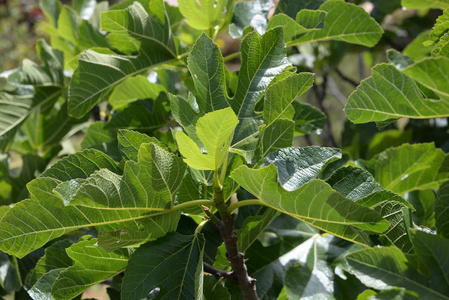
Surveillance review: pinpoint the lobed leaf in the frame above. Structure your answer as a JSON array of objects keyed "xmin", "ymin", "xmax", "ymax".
[
  {"xmin": 69, "ymin": 1, "xmax": 177, "ymax": 118},
  {"xmin": 269, "ymin": 0, "xmax": 383, "ymax": 47},
  {"xmin": 264, "ymin": 146, "xmax": 341, "ymax": 191},
  {"xmin": 231, "ymin": 164, "xmax": 390, "ymax": 244},
  {"xmin": 346, "ymin": 230, "xmax": 449, "ymax": 299},
  {"xmin": 122, "ymin": 233, "xmax": 205, "ymax": 300},
  {"xmin": 370, "ymin": 143, "xmax": 448, "ymax": 194},
  {"xmin": 176, "ymin": 107, "xmax": 238, "ymax": 170},
  {"xmin": 345, "ymin": 64, "xmax": 449, "ymax": 123},
  {"xmin": 230, "ymin": 27, "xmax": 291, "ymax": 155},
  {"xmin": 51, "ymin": 237, "xmax": 129, "ymax": 300}
]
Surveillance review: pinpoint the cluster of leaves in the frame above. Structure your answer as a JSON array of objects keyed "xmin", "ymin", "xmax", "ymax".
[{"xmin": 0, "ymin": 0, "xmax": 449, "ymax": 299}]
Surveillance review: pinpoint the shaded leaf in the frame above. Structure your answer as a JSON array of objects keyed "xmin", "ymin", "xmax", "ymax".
[
  {"xmin": 292, "ymin": 102, "xmax": 327, "ymax": 135},
  {"xmin": 347, "ymin": 230, "xmax": 449, "ymax": 300},
  {"xmin": 122, "ymin": 233, "xmax": 205, "ymax": 300},
  {"xmin": 435, "ymin": 182, "xmax": 449, "ymax": 239},
  {"xmin": 21, "ymin": 40, "xmax": 64, "ymax": 86},
  {"xmin": 275, "ymin": 0, "xmax": 325, "ymax": 19}
]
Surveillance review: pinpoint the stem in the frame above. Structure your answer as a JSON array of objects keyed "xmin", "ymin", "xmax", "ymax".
[
  {"xmin": 219, "ymin": 151, "xmax": 230, "ymax": 186},
  {"xmin": 203, "ymin": 262, "xmax": 234, "ymax": 280},
  {"xmin": 223, "ymin": 51, "xmax": 241, "ymax": 62},
  {"xmin": 213, "ymin": 171, "xmax": 259, "ymax": 300},
  {"xmin": 227, "ymin": 199, "xmax": 265, "ymax": 214},
  {"xmin": 195, "ymin": 219, "xmax": 210, "ymax": 234}
]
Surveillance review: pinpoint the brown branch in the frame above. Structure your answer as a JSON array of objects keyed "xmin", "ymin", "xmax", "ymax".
[
  {"xmin": 212, "ymin": 177, "xmax": 258, "ymax": 300},
  {"xmin": 203, "ymin": 262, "xmax": 234, "ymax": 280},
  {"xmin": 217, "ymin": 216, "xmax": 258, "ymax": 300},
  {"xmin": 312, "ymin": 77, "xmax": 338, "ymax": 148},
  {"xmin": 335, "ymin": 68, "xmax": 359, "ymax": 87}
]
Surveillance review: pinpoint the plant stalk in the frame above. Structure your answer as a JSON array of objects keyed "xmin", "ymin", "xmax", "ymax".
[{"xmin": 213, "ymin": 171, "xmax": 259, "ymax": 300}]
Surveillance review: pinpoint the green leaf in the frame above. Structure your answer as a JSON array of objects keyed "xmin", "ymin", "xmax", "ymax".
[
  {"xmin": 28, "ymin": 269, "xmax": 63, "ymax": 300},
  {"xmin": 187, "ymin": 34, "xmax": 229, "ymax": 114},
  {"xmin": 345, "ymin": 64, "xmax": 449, "ymax": 123},
  {"xmin": 263, "ymin": 73, "xmax": 314, "ymax": 127},
  {"xmin": 275, "ymin": 0, "xmax": 325, "ymax": 19},
  {"xmin": 231, "ymin": 165, "xmax": 390, "ymax": 244},
  {"xmin": 39, "ymin": 0, "xmax": 61, "ymax": 28},
  {"xmin": 0, "ymin": 143, "xmax": 185, "ymax": 258},
  {"xmin": 370, "ymin": 143, "xmax": 448, "ymax": 194},
  {"xmin": 203, "ymin": 275, "xmax": 231, "ymax": 300},
  {"xmin": 69, "ymin": 1, "xmax": 177, "ymax": 118},
  {"xmin": 284, "ymin": 235, "xmax": 335, "ymax": 299},
  {"xmin": 264, "ymin": 146, "xmax": 341, "ymax": 191},
  {"xmin": 259, "ymin": 118, "xmax": 294, "ymax": 158},
  {"xmin": 0, "ymin": 252, "xmax": 22, "ymax": 292},
  {"xmin": 237, "ymin": 208, "xmax": 280, "ymax": 253},
  {"xmin": 402, "ymin": 0, "xmax": 449, "ymax": 9},
  {"xmin": 176, "ymin": 107, "xmax": 238, "ymax": 170},
  {"xmin": 117, "ymin": 129, "xmax": 167, "ymax": 162},
  {"xmin": 21, "ymin": 40, "xmax": 64, "ymax": 86},
  {"xmin": 292, "ymin": 102, "xmax": 327, "ymax": 135},
  {"xmin": 230, "ymin": 27, "xmax": 291, "ymax": 155},
  {"xmin": 435, "ymin": 182, "xmax": 449, "ymax": 239},
  {"xmin": 327, "ymin": 166, "xmax": 414, "ymax": 252},
  {"xmin": 0, "ymin": 87, "xmax": 64, "ymax": 151},
  {"xmin": 118, "ymin": 143, "xmax": 186, "ymax": 209},
  {"xmin": 40, "ymin": 148, "xmax": 120, "ymax": 181},
  {"xmin": 387, "ymin": 49, "xmax": 414, "ymax": 70},
  {"xmin": 108, "ymin": 75, "xmax": 166, "ymax": 110},
  {"xmin": 105, "ymin": 96, "xmax": 171, "ymax": 133},
  {"xmin": 403, "ymin": 31, "xmax": 433, "ymax": 61},
  {"xmin": 25, "ymin": 240, "xmax": 73, "ymax": 289},
  {"xmin": 270, "ymin": 1, "xmax": 383, "ymax": 47},
  {"xmin": 97, "ymin": 212, "xmax": 180, "ymax": 251},
  {"xmin": 178, "ymin": 0, "xmax": 228, "ymax": 30},
  {"xmin": 0, "ymin": 178, "xmax": 136, "ymax": 257},
  {"xmin": 402, "ymin": 57, "xmax": 449, "ymax": 99},
  {"xmin": 229, "ymin": 0, "xmax": 274, "ymax": 38},
  {"xmin": 122, "ymin": 233, "xmax": 205, "ymax": 300},
  {"xmin": 346, "ymin": 231, "xmax": 449, "ymax": 299},
  {"xmin": 51, "ymin": 237, "xmax": 129, "ymax": 300},
  {"xmin": 81, "ymin": 122, "xmax": 120, "ymax": 160}
]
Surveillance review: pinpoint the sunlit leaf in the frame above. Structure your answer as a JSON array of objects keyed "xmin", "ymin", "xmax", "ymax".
[
  {"xmin": 264, "ymin": 146, "xmax": 341, "ymax": 191},
  {"xmin": 231, "ymin": 164, "xmax": 389, "ymax": 244},
  {"xmin": 51, "ymin": 237, "xmax": 129, "ymax": 300},
  {"xmin": 345, "ymin": 64, "xmax": 449, "ymax": 123},
  {"xmin": 178, "ymin": 0, "xmax": 228, "ymax": 30},
  {"xmin": 69, "ymin": 1, "xmax": 177, "ymax": 118},
  {"xmin": 176, "ymin": 107, "xmax": 238, "ymax": 170}
]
